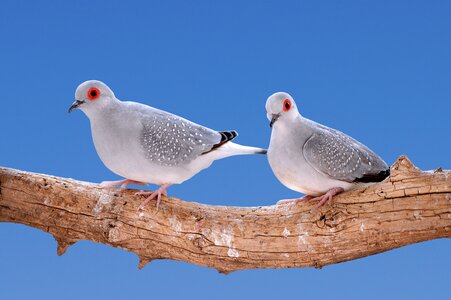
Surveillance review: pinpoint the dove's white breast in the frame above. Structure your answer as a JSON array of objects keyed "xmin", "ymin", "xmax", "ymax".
[
  {"xmin": 267, "ymin": 117, "xmax": 355, "ymax": 196},
  {"xmin": 87, "ymin": 101, "xmax": 207, "ymax": 185}
]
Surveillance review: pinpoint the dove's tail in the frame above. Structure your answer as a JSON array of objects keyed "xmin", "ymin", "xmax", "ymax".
[
  {"xmin": 203, "ymin": 130, "xmax": 267, "ymax": 157},
  {"xmin": 211, "ymin": 141, "xmax": 267, "ymax": 158}
]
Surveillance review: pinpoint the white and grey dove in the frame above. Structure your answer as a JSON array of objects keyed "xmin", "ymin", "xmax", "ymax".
[
  {"xmin": 266, "ymin": 92, "xmax": 390, "ymax": 207},
  {"xmin": 69, "ymin": 80, "xmax": 266, "ymax": 209}
]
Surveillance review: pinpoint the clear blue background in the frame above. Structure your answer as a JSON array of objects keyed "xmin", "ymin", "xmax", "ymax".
[{"xmin": 1, "ymin": 1, "xmax": 450, "ymax": 299}]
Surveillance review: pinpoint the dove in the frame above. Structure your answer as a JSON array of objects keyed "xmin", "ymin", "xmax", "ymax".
[
  {"xmin": 266, "ymin": 92, "xmax": 390, "ymax": 207},
  {"xmin": 69, "ymin": 80, "xmax": 266, "ymax": 209}
]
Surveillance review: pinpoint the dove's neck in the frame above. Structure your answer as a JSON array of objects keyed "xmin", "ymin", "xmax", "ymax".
[
  {"xmin": 83, "ymin": 97, "xmax": 122, "ymax": 121},
  {"xmin": 270, "ymin": 114, "xmax": 312, "ymax": 144}
]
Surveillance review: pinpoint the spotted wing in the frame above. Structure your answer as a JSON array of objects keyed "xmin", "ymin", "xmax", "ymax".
[
  {"xmin": 303, "ymin": 125, "xmax": 389, "ymax": 183},
  {"xmin": 139, "ymin": 108, "xmax": 222, "ymax": 166}
]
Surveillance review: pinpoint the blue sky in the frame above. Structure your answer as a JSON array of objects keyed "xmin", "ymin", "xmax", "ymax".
[{"xmin": 1, "ymin": 1, "xmax": 450, "ymax": 299}]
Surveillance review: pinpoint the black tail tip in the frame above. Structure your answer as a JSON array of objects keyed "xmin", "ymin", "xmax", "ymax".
[
  {"xmin": 219, "ymin": 130, "xmax": 238, "ymax": 142},
  {"xmin": 353, "ymin": 168, "xmax": 390, "ymax": 183},
  {"xmin": 257, "ymin": 149, "xmax": 268, "ymax": 154}
]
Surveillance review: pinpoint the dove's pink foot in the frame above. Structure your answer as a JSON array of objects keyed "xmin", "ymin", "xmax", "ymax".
[
  {"xmin": 307, "ymin": 187, "xmax": 345, "ymax": 208},
  {"xmin": 100, "ymin": 179, "xmax": 147, "ymax": 189},
  {"xmin": 137, "ymin": 184, "xmax": 172, "ymax": 210},
  {"xmin": 277, "ymin": 195, "xmax": 316, "ymax": 205},
  {"xmin": 277, "ymin": 187, "xmax": 344, "ymax": 208}
]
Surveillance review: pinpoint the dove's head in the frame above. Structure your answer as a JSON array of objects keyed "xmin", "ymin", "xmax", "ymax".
[
  {"xmin": 265, "ymin": 92, "xmax": 299, "ymax": 128},
  {"xmin": 69, "ymin": 80, "xmax": 116, "ymax": 116}
]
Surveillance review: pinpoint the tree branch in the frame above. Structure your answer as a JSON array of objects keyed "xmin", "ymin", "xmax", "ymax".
[{"xmin": 0, "ymin": 156, "xmax": 450, "ymax": 273}]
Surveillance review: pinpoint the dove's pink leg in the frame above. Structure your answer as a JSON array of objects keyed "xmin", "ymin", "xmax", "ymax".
[
  {"xmin": 277, "ymin": 195, "xmax": 316, "ymax": 205},
  {"xmin": 277, "ymin": 187, "xmax": 344, "ymax": 208},
  {"xmin": 137, "ymin": 184, "xmax": 172, "ymax": 210},
  {"xmin": 100, "ymin": 179, "xmax": 147, "ymax": 189},
  {"xmin": 307, "ymin": 187, "xmax": 345, "ymax": 208}
]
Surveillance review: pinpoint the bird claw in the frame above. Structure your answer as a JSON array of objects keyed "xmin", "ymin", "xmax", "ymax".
[
  {"xmin": 310, "ymin": 194, "xmax": 333, "ymax": 208},
  {"xmin": 277, "ymin": 195, "xmax": 316, "ymax": 205},
  {"xmin": 136, "ymin": 184, "xmax": 171, "ymax": 210},
  {"xmin": 99, "ymin": 180, "xmax": 122, "ymax": 188},
  {"xmin": 100, "ymin": 179, "xmax": 147, "ymax": 189},
  {"xmin": 277, "ymin": 187, "xmax": 344, "ymax": 208},
  {"xmin": 137, "ymin": 191, "xmax": 160, "ymax": 210},
  {"xmin": 309, "ymin": 187, "xmax": 345, "ymax": 208}
]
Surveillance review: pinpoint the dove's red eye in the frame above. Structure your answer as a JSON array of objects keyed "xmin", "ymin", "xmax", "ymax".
[
  {"xmin": 87, "ymin": 87, "xmax": 100, "ymax": 100},
  {"xmin": 283, "ymin": 99, "xmax": 291, "ymax": 111}
]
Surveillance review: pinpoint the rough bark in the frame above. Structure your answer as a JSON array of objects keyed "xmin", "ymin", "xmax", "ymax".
[{"xmin": 0, "ymin": 156, "xmax": 450, "ymax": 273}]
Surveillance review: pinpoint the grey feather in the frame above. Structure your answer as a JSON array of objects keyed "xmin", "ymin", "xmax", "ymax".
[
  {"xmin": 303, "ymin": 124, "xmax": 388, "ymax": 183},
  {"xmin": 139, "ymin": 108, "xmax": 221, "ymax": 166}
]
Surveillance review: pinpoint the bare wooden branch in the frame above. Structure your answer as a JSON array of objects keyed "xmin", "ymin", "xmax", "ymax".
[{"xmin": 0, "ymin": 156, "xmax": 450, "ymax": 273}]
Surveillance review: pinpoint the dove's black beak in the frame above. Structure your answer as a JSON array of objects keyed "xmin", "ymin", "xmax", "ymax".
[
  {"xmin": 68, "ymin": 100, "xmax": 84, "ymax": 113},
  {"xmin": 269, "ymin": 114, "xmax": 280, "ymax": 128}
]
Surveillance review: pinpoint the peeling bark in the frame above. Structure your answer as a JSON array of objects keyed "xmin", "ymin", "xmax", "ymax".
[{"xmin": 0, "ymin": 156, "xmax": 450, "ymax": 273}]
